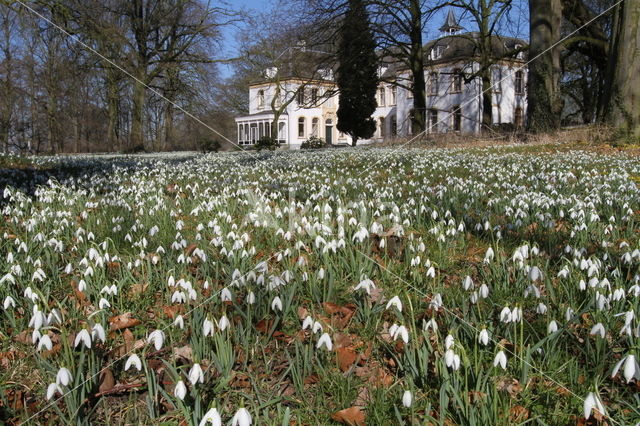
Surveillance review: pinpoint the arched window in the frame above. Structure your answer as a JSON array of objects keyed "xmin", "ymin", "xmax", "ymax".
[
  {"xmin": 452, "ymin": 106, "xmax": 462, "ymax": 132},
  {"xmin": 311, "ymin": 118, "xmax": 319, "ymax": 137},
  {"xmin": 278, "ymin": 122, "xmax": 286, "ymax": 142},
  {"xmin": 429, "ymin": 72, "xmax": 438, "ymax": 96},
  {"xmin": 452, "ymin": 69, "xmax": 462, "ymax": 93},
  {"xmin": 390, "ymin": 86, "xmax": 397, "ymax": 105},
  {"xmin": 257, "ymin": 90, "xmax": 265, "ymax": 110},
  {"xmin": 515, "ymin": 71, "xmax": 524, "ymax": 95},
  {"xmin": 298, "ymin": 117, "xmax": 306, "ymax": 138}
]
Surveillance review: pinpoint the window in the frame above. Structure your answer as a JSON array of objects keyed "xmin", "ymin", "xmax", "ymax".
[
  {"xmin": 407, "ymin": 78, "xmax": 414, "ymax": 99},
  {"xmin": 514, "ymin": 107, "xmax": 523, "ymax": 127},
  {"xmin": 515, "ymin": 71, "xmax": 524, "ymax": 95},
  {"xmin": 257, "ymin": 90, "xmax": 265, "ymax": 110},
  {"xmin": 492, "ymin": 67, "xmax": 502, "ymax": 93},
  {"xmin": 514, "ymin": 44, "xmax": 524, "ymax": 60},
  {"xmin": 452, "ymin": 69, "xmax": 462, "ymax": 93},
  {"xmin": 297, "ymin": 88, "xmax": 306, "ymax": 106},
  {"xmin": 278, "ymin": 122, "xmax": 286, "ymax": 142},
  {"xmin": 378, "ymin": 87, "xmax": 386, "ymax": 107},
  {"xmin": 298, "ymin": 117, "xmax": 306, "ymax": 138},
  {"xmin": 429, "ymin": 109, "xmax": 438, "ymax": 132},
  {"xmin": 239, "ymin": 124, "xmax": 244, "ymax": 143},
  {"xmin": 311, "ymin": 88, "xmax": 319, "ymax": 105},
  {"xmin": 379, "ymin": 117, "xmax": 385, "ymax": 138},
  {"xmin": 259, "ymin": 122, "xmax": 264, "ymax": 138},
  {"xmin": 429, "ymin": 72, "xmax": 438, "ymax": 96},
  {"xmin": 391, "ymin": 115, "xmax": 397, "ymax": 136},
  {"xmin": 432, "ymin": 45, "xmax": 446, "ymax": 60},
  {"xmin": 390, "ymin": 86, "xmax": 397, "ymax": 105},
  {"xmin": 311, "ymin": 118, "xmax": 319, "ymax": 137},
  {"xmin": 452, "ymin": 106, "xmax": 462, "ymax": 132}
]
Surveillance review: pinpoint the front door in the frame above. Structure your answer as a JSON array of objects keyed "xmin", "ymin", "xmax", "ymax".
[{"xmin": 325, "ymin": 119, "xmax": 333, "ymax": 145}]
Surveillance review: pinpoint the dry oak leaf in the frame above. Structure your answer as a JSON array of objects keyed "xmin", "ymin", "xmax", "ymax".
[
  {"xmin": 98, "ymin": 368, "xmax": 116, "ymax": 393},
  {"xmin": 337, "ymin": 347, "xmax": 358, "ymax": 372},
  {"xmin": 331, "ymin": 406, "xmax": 366, "ymax": 426},
  {"xmin": 109, "ymin": 312, "xmax": 141, "ymax": 331}
]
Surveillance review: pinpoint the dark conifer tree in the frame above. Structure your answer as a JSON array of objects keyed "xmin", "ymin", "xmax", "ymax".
[{"xmin": 336, "ymin": 0, "xmax": 378, "ymax": 147}]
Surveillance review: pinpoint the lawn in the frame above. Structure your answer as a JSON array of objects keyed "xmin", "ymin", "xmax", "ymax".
[{"xmin": 1, "ymin": 146, "xmax": 639, "ymax": 425}]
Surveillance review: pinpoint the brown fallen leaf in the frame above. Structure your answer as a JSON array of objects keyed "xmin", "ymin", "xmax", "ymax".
[
  {"xmin": 99, "ymin": 368, "xmax": 116, "ymax": 393},
  {"xmin": 331, "ymin": 406, "xmax": 366, "ymax": 426},
  {"xmin": 337, "ymin": 347, "xmax": 358, "ymax": 372},
  {"xmin": 129, "ymin": 283, "xmax": 149, "ymax": 296},
  {"xmin": 109, "ymin": 312, "xmax": 141, "ymax": 331},
  {"xmin": 173, "ymin": 345, "xmax": 193, "ymax": 363},
  {"xmin": 509, "ymin": 405, "xmax": 529, "ymax": 422}
]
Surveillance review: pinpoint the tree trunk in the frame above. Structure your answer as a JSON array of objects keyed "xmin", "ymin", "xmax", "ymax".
[
  {"xmin": 106, "ymin": 68, "xmax": 120, "ymax": 151},
  {"xmin": 604, "ymin": 0, "xmax": 640, "ymax": 139},
  {"xmin": 351, "ymin": 136, "xmax": 358, "ymax": 147},
  {"xmin": 527, "ymin": 0, "xmax": 564, "ymax": 132},
  {"xmin": 163, "ymin": 103, "xmax": 174, "ymax": 151},
  {"xmin": 481, "ymin": 71, "xmax": 493, "ymax": 130},
  {"xmin": 409, "ymin": 0, "xmax": 426, "ymax": 134},
  {"xmin": 131, "ymin": 78, "xmax": 146, "ymax": 150}
]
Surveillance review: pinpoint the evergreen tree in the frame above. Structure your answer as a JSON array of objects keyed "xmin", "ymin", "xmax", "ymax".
[{"xmin": 336, "ymin": 0, "xmax": 378, "ymax": 147}]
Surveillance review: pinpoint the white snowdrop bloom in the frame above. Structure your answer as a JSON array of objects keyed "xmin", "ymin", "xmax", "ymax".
[
  {"xmin": 203, "ymin": 318, "xmax": 215, "ymax": 337},
  {"xmin": 37, "ymin": 334, "xmax": 53, "ymax": 351},
  {"xmin": 246, "ymin": 292, "xmax": 256, "ymax": 304},
  {"xmin": 547, "ymin": 320, "xmax": 559, "ymax": 334},
  {"xmin": 402, "ymin": 390, "xmax": 413, "ymax": 408},
  {"xmin": 232, "ymin": 407, "xmax": 252, "ymax": 426},
  {"xmin": 499, "ymin": 306, "xmax": 512, "ymax": 323},
  {"xmin": 125, "ymin": 354, "xmax": 142, "ymax": 371},
  {"xmin": 29, "ymin": 310, "xmax": 45, "ymax": 330},
  {"xmin": 426, "ymin": 266, "xmax": 436, "ymax": 278},
  {"xmin": 74, "ymin": 329, "xmax": 92, "ymax": 349},
  {"xmin": 171, "ymin": 291, "xmax": 186, "ymax": 304},
  {"xmin": 312, "ymin": 321, "xmax": 323, "ymax": 334},
  {"xmin": 218, "ymin": 315, "xmax": 230, "ymax": 331},
  {"xmin": 220, "ymin": 287, "xmax": 233, "ymax": 302},
  {"xmin": 462, "ymin": 276, "xmax": 474, "ymax": 291},
  {"xmin": 536, "ymin": 303, "xmax": 548, "ymax": 314},
  {"xmin": 386, "ymin": 296, "xmax": 403, "ymax": 312},
  {"xmin": 557, "ymin": 267, "xmax": 569, "ymax": 279},
  {"xmin": 444, "ymin": 349, "xmax": 460, "ymax": 370},
  {"xmin": 590, "ymin": 323, "xmax": 606, "ymax": 338},
  {"xmin": 32, "ymin": 329, "xmax": 41, "ymax": 345},
  {"xmin": 189, "ymin": 363, "xmax": 205, "ymax": 385},
  {"xmin": 483, "ymin": 247, "xmax": 494, "ymax": 263},
  {"xmin": 46, "ymin": 383, "xmax": 62, "ymax": 400},
  {"xmin": 578, "ymin": 279, "xmax": 587, "ymax": 291},
  {"xmin": 98, "ymin": 298, "xmax": 111, "ymax": 309},
  {"xmin": 392, "ymin": 325, "xmax": 409, "ymax": 344},
  {"xmin": 92, "ymin": 323, "xmax": 106, "ymax": 343},
  {"xmin": 479, "ymin": 284, "xmax": 490, "ymax": 298},
  {"xmin": 493, "ymin": 350, "xmax": 508, "ymax": 370},
  {"xmin": 3, "ymin": 296, "xmax": 15, "ymax": 310},
  {"xmin": 430, "ymin": 293, "xmax": 443, "ymax": 310},
  {"xmin": 317, "ymin": 268, "xmax": 325, "ymax": 279},
  {"xmin": 56, "ymin": 367, "xmax": 73, "ymax": 387},
  {"xmin": 302, "ymin": 316, "xmax": 314, "ymax": 330},
  {"xmin": 528, "ymin": 266, "xmax": 543, "ymax": 282},
  {"xmin": 316, "ymin": 333, "xmax": 333, "ymax": 351},
  {"xmin": 173, "ymin": 315, "xmax": 185, "ymax": 329},
  {"xmin": 199, "ymin": 407, "xmax": 222, "ymax": 426},
  {"xmin": 583, "ymin": 391, "xmax": 606, "ymax": 420},
  {"xmin": 78, "ymin": 279, "xmax": 87, "ymax": 292},
  {"xmin": 611, "ymin": 354, "xmax": 640, "ymax": 384},
  {"xmin": 174, "ymin": 380, "xmax": 187, "ymax": 400},
  {"xmin": 469, "ymin": 291, "xmax": 478, "ymax": 304},
  {"xmin": 423, "ymin": 318, "xmax": 438, "ymax": 332},
  {"xmin": 444, "ymin": 334, "xmax": 455, "ymax": 350},
  {"xmin": 478, "ymin": 329, "xmax": 490, "ymax": 346},
  {"xmin": 354, "ymin": 278, "xmax": 376, "ymax": 294},
  {"xmin": 565, "ymin": 307, "xmax": 575, "ymax": 321},
  {"xmin": 148, "ymin": 330, "xmax": 165, "ymax": 351},
  {"xmin": 271, "ymin": 296, "xmax": 283, "ymax": 311},
  {"xmin": 524, "ymin": 284, "xmax": 541, "ymax": 299}
]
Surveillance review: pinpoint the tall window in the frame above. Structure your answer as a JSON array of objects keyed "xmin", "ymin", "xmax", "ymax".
[
  {"xmin": 429, "ymin": 109, "xmax": 438, "ymax": 132},
  {"xmin": 311, "ymin": 118, "xmax": 319, "ymax": 137},
  {"xmin": 298, "ymin": 117, "xmax": 306, "ymax": 138},
  {"xmin": 257, "ymin": 90, "xmax": 265, "ymax": 110},
  {"xmin": 390, "ymin": 86, "xmax": 397, "ymax": 105},
  {"xmin": 514, "ymin": 107, "xmax": 523, "ymax": 127},
  {"xmin": 407, "ymin": 77, "xmax": 414, "ymax": 99},
  {"xmin": 515, "ymin": 71, "xmax": 524, "ymax": 95},
  {"xmin": 452, "ymin": 69, "xmax": 462, "ymax": 93},
  {"xmin": 378, "ymin": 87, "xmax": 386, "ymax": 106},
  {"xmin": 492, "ymin": 67, "xmax": 502, "ymax": 93},
  {"xmin": 278, "ymin": 122, "xmax": 286, "ymax": 142},
  {"xmin": 452, "ymin": 106, "xmax": 462, "ymax": 132},
  {"xmin": 429, "ymin": 72, "xmax": 438, "ymax": 96},
  {"xmin": 297, "ymin": 88, "xmax": 306, "ymax": 106},
  {"xmin": 379, "ymin": 117, "xmax": 385, "ymax": 138},
  {"xmin": 391, "ymin": 115, "xmax": 397, "ymax": 136},
  {"xmin": 311, "ymin": 88, "xmax": 319, "ymax": 105},
  {"xmin": 239, "ymin": 124, "xmax": 244, "ymax": 143}
]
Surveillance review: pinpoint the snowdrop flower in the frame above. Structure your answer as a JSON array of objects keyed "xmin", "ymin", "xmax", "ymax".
[
  {"xmin": 37, "ymin": 334, "xmax": 53, "ymax": 351},
  {"xmin": 316, "ymin": 333, "xmax": 333, "ymax": 351},
  {"xmin": 479, "ymin": 284, "xmax": 490, "ymax": 298},
  {"xmin": 302, "ymin": 316, "xmax": 313, "ymax": 330},
  {"xmin": 392, "ymin": 325, "xmax": 409, "ymax": 344},
  {"xmin": 547, "ymin": 320, "xmax": 558, "ymax": 334},
  {"xmin": 189, "ymin": 363, "xmax": 205, "ymax": 385},
  {"xmin": 583, "ymin": 391, "xmax": 606, "ymax": 420},
  {"xmin": 74, "ymin": 329, "xmax": 92, "ymax": 349},
  {"xmin": 148, "ymin": 330, "xmax": 165, "ymax": 351},
  {"xmin": 199, "ymin": 407, "xmax": 222, "ymax": 426},
  {"xmin": 354, "ymin": 278, "xmax": 375, "ymax": 294},
  {"xmin": 611, "ymin": 354, "xmax": 640, "ymax": 383},
  {"xmin": 499, "ymin": 306, "xmax": 512, "ymax": 323},
  {"xmin": 423, "ymin": 318, "xmax": 438, "ymax": 332},
  {"xmin": 312, "ymin": 321, "xmax": 323, "ymax": 334},
  {"xmin": 528, "ymin": 266, "xmax": 543, "ymax": 282},
  {"xmin": 271, "ymin": 296, "xmax": 283, "ymax": 311},
  {"xmin": 3, "ymin": 296, "xmax": 15, "ymax": 310},
  {"xmin": 218, "ymin": 315, "xmax": 230, "ymax": 331},
  {"xmin": 246, "ymin": 291, "xmax": 256, "ymax": 304},
  {"xmin": 56, "ymin": 367, "xmax": 73, "ymax": 386},
  {"xmin": 426, "ymin": 266, "xmax": 436, "ymax": 278},
  {"xmin": 386, "ymin": 296, "xmax": 403, "ymax": 312},
  {"xmin": 478, "ymin": 328, "xmax": 490, "ymax": 346},
  {"xmin": 92, "ymin": 323, "xmax": 106, "ymax": 343},
  {"xmin": 483, "ymin": 247, "xmax": 494, "ymax": 263},
  {"xmin": 536, "ymin": 303, "xmax": 548, "ymax": 314},
  {"xmin": 444, "ymin": 334, "xmax": 455, "ymax": 350},
  {"xmin": 402, "ymin": 390, "xmax": 413, "ymax": 408},
  {"xmin": 444, "ymin": 349, "xmax": 461, "ymax": 370},
  {"xmin": 174, "ymin": 380, "xmax": 187, "ymax": 400},
  {"xmin": 232, "ymin": 407, "xmax": 252, "ymax": 426},
  {"xmin": 220, "ymin": 287, "xmax": 232, "ymax": 302},
  {"xmin": 174, "ymin": 315, "xmax": 185, "ymax": 329},
  {"xmin": 462, "ymin": 276, "xmax": 474, "ymax": 291},
  {"xmin": 125, "ymin": 354, "xmax": 142, "ymax": 371},
  {"xmin": 203, "ymin": 318, "xmax": 215, "ymax": 337},
  {"xmin": 46, "ymin": 383, "xmax": 62, "ymax": 400},
  {"xmin": 98, "ymin": 298, "xmax": 111, "ymax": 309},
  {"xmin": 590, "ymin": 323, "xmax": 606, "ymax": 338},
  {"xmin": 493, "ymin": 350, "xmax": 507, "ymax": 370}
]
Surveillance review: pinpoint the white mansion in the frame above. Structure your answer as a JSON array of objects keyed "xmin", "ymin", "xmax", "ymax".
[{"xmin": 235, "ymin": 11, "xmax": 527, "ymax": 148}]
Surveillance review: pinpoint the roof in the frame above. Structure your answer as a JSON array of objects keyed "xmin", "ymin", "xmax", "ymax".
[
  {"xmin": 423, "ymin": 32, "xmax": 528, "ymax": 66},
  {"xmin": 439, "ymin": 9, "xmax": 463, "ymax": 32}
]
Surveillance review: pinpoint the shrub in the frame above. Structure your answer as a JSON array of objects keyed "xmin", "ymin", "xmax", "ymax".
[
  {"xmin": 255, "ymin": 136, "xmax": 279, "ymax": 151},
  {"xmin": 301, "ymin": 136, "xmax": 327, "ymax": 149},
  {"xmin": 198, "ymin": 137, "xmax": 221, "ymax": 153}
]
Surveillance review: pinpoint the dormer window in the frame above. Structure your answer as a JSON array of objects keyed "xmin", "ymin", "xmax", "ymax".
[
  {"xmin": 432, "ymin": 45, "xmax": 447, "ymax": 60},
  {"xmin": 297, "ymin": 88, "xmax": 306, "ymax": 106},
  {"xmin": 514, "ymin": 44, "xmax": 525, "ymax": 60},
  {"xmin": 258, "ymin": 90, "xmax": 265, "ymax": 110},
  {"xmin": 311, "ymin": 88, "xmax": 319, "ymax": 105}
]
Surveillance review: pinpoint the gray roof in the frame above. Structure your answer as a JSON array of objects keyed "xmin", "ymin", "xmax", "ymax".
[{"xmin": 439, "ymin": 9, "xmax": 463, "ymax": 32}]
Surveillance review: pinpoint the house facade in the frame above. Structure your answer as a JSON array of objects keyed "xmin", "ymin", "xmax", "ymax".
[{"xmin": 235, "ymin": 11, "xmax": 527, "ymax": 149}]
